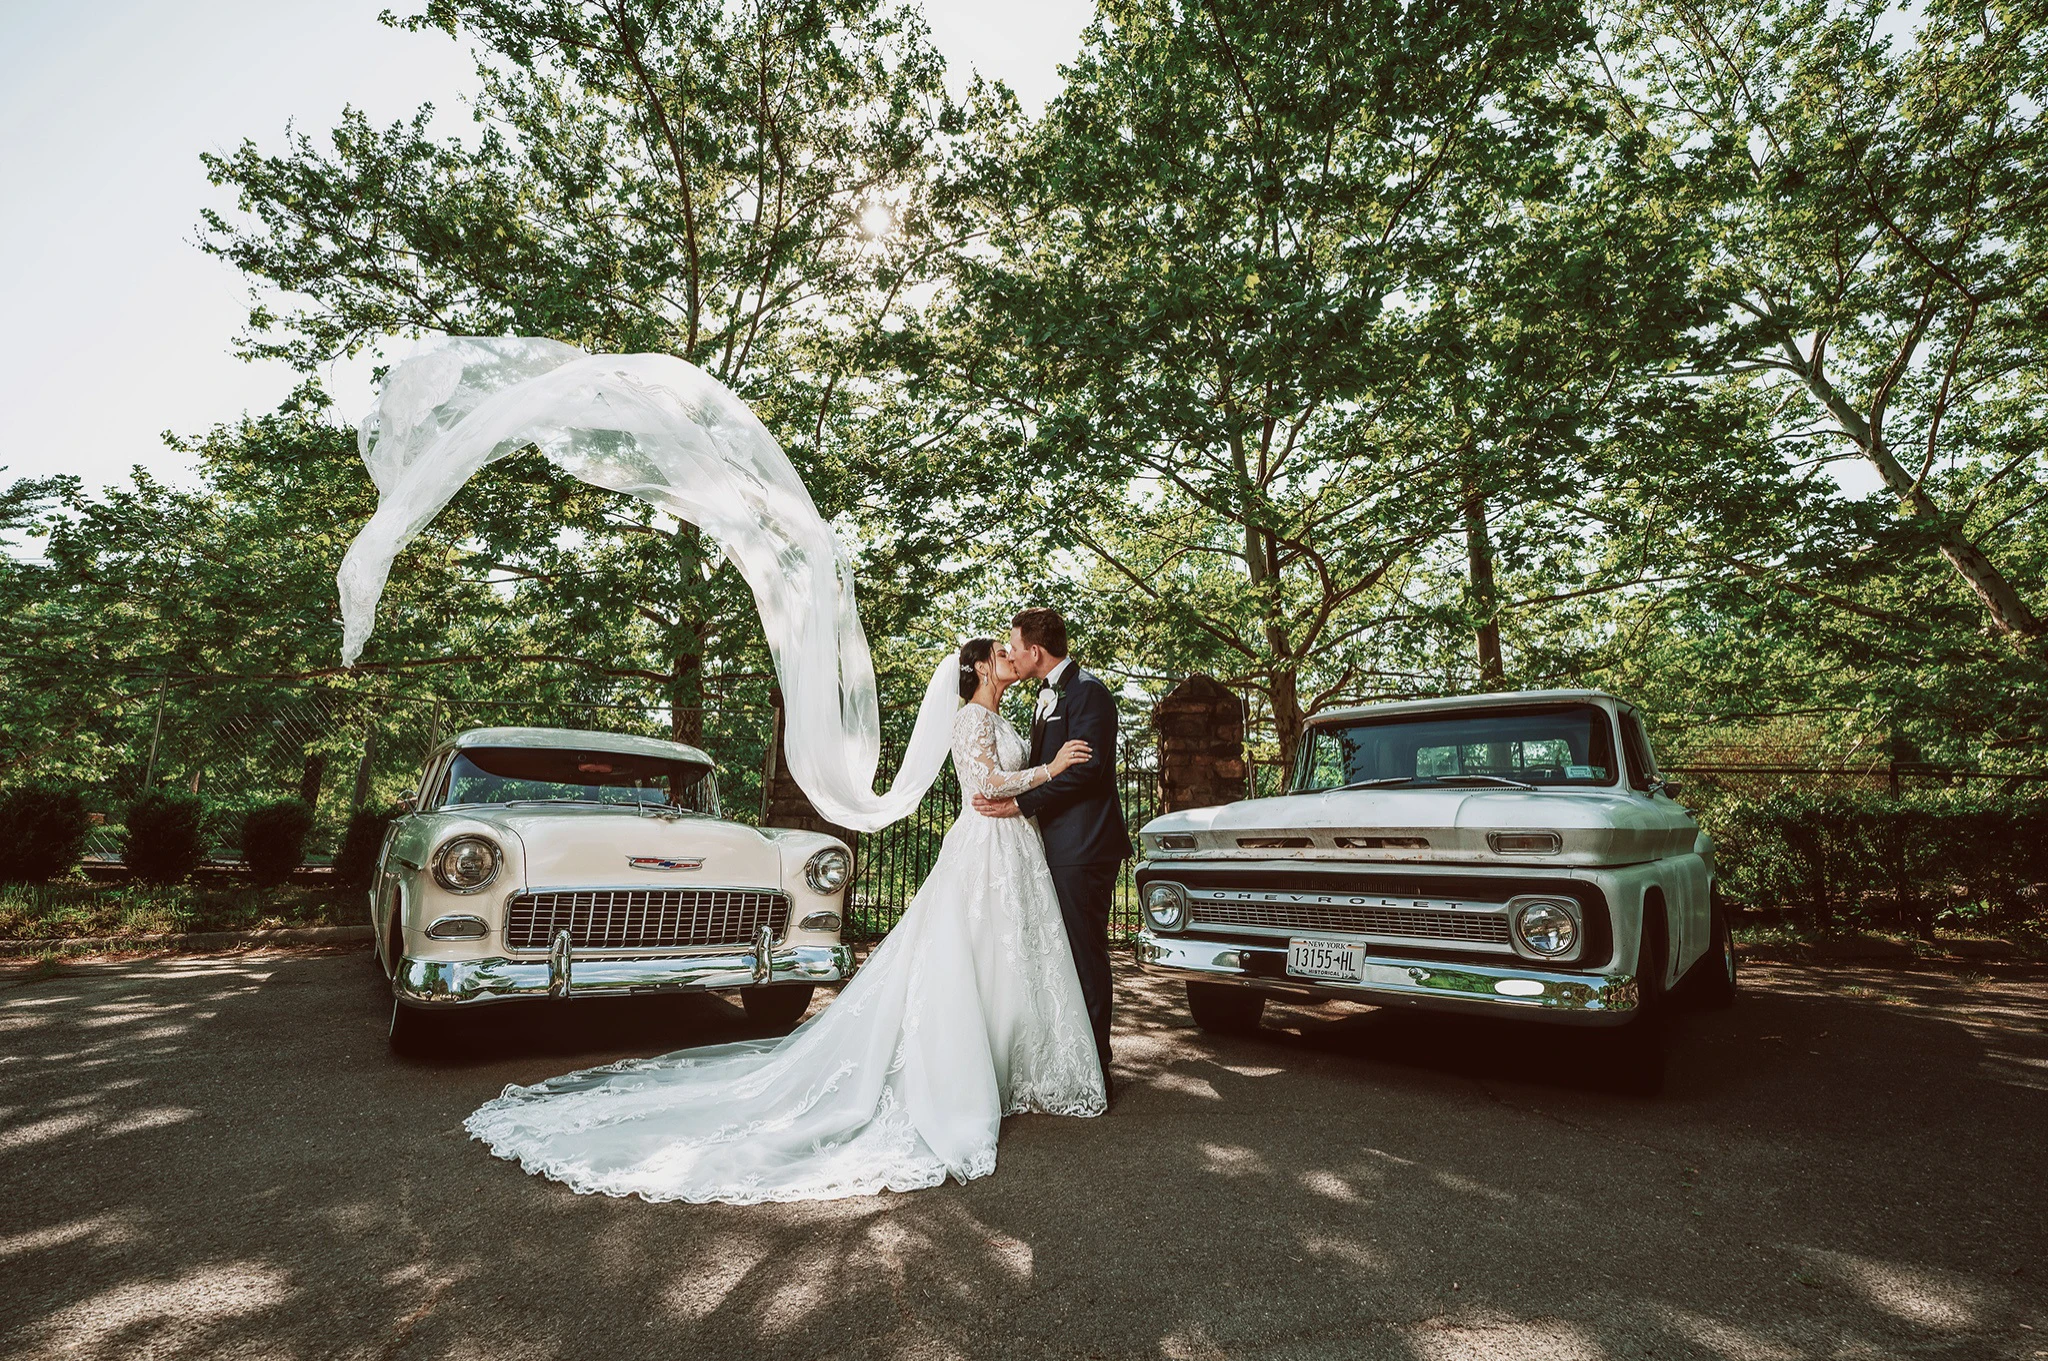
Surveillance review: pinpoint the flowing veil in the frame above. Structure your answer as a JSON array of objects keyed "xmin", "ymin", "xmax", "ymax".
[{"xmin": 336, "ymin": 337, "xmax": 957, "ymax": 831}]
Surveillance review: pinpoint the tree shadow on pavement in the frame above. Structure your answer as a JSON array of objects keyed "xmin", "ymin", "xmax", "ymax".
[{"xmin": 0, "ymin": 949, "xmax": 2042, "ymax": 1361}]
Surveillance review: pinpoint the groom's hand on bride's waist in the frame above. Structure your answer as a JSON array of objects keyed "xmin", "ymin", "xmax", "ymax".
[{"xmin": 973, "ymin": 794, "xmax": 1022, "ymax": 819}]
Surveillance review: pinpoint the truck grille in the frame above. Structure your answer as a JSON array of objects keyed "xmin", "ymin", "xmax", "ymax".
[
  {"xmin": 1191, "ymin": 896, "xmax": 1512, "ymax": 945},
  {"xmin": 505, "ymin": 889, "xmax": 789, "ymax": 952}
]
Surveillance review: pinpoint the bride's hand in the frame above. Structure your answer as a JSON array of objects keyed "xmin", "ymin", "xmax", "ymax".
[{"xmin": 1050, "ymin": 740, "xmax": 1093, "ymax": 776}]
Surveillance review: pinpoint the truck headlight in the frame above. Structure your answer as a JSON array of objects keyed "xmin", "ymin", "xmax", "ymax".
[
  {"xmin": 1515, "ymin": 899, "xmax": 1578, "ymax": 956},
  {"xmin": 805, "ymin": 846, "xmax": 851, "ymax": 894},
  {"xmin": 431, "ymin": 835, "xmax": 500, "ymax": 893},
  {"xmin": 1144, "ymin": 881, "xmax": 1189, "ymax": 932}
]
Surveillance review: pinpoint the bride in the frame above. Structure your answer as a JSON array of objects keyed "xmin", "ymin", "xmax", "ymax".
[{"xmin": 464, "ymin": 637, "xmax": 1108, "ymax": 1204}]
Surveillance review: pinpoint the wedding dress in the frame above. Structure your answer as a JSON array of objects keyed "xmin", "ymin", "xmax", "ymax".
[{"xmin": 464, "ymin": 702, "xmax": 1107, "ymax": 1204}]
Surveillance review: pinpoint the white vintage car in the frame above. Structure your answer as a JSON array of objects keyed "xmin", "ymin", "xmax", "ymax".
[
  {"xmin": 1134, "ymin": 690, "xmax": 1735, "ymax": 1086},
  {"xmin": 371, "ymin": 726, "xmax": 855, "ymax": 1052}
]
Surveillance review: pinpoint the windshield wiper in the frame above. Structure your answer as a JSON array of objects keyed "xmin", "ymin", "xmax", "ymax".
[{"xmin": 1336, "ymin": 774, "xmax": 1536, "ymax": 792}]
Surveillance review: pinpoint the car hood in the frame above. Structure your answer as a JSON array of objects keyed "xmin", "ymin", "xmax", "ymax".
[
  {"xmin": 455, "ymin": 805, "xmax": 787, "ymax": 889},
  {"xmin": 1140, "ymin": 787, "xmax": 1699, "ymax": 867}
]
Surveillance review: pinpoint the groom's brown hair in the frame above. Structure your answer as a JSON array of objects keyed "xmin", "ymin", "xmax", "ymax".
[{"xmin": 1011, "ymin": 607, "xmax": 1069, "ymax": 657}]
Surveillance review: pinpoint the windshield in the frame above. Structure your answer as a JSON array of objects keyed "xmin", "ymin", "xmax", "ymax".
[
  {"xmin": 433, "ymin": 745, "xmax": 720, "ymax": 815},
  {"xmin": 1295, "ymin": 703, "xmax": 1619, "ymax": 792}
]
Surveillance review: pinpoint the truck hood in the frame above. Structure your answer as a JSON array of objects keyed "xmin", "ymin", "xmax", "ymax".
[
  {"xmin": 455, "ymin": 805, "xmax": 787, "ymax": 889},
  {"xmin": 1140, "ymin": 787, "xmax": 1699, "ymax": 867}
]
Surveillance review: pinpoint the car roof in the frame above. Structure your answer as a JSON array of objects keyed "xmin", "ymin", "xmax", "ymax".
[
  {"xmin": 438, "ymin": 726, "xmax": 716, "ymax": 768},
  {"xmin": 1308, "ymin": 689, "xmax": 1626, "ymax": 728}
]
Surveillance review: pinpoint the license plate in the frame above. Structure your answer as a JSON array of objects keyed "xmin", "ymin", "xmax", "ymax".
[{"xmin": 1287, "ymin": 938, "xmax": 1367, "ymax": 982}]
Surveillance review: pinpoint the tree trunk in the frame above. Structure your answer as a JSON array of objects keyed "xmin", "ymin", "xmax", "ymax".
[
  {"xmin": 1463, "ymin": 476, "xmax": 1504, "ymax": 688},
  {"xmin": 297, "ymin": 753, "xmax": 327, "ymax": 812},
  {"xmin": 1268, "ymin": 667, "xmax": 1303, "ymax": 788},
  {"xmin": 669, "ymin": 523, "xmax": 707, "ymax": 746}
]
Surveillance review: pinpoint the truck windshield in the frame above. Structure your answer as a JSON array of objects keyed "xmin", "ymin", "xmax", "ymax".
[
  {"xmin": 1295, "ymin": 704, "xmax": 1619, "ymax": 792},
  {"xmin": 435, "ymin": 746, "xmax": 719, "ymax": 815}
]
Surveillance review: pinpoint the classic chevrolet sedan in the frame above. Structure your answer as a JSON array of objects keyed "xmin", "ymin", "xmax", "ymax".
[
  {"xmin": 1134, "ymin": 690, "xmax": 1736, "ymax": 1087},
  {"xmin": 372, "ymin": 726, "xmax": 855, "ymax": 1052}
]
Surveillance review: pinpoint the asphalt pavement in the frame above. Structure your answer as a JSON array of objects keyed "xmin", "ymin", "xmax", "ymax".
[{"xmin": 1, "ymin": 947, "xmax": 2043, "ymax": 1360}]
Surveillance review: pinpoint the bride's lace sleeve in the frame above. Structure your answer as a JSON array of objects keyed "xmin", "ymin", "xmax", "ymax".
[{"xmin": 951, "ymin": 706, "xmax": 1048, "ymax": 800}]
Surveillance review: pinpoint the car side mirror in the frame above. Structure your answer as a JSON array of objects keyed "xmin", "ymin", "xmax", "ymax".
[
  {"xmin": 396, "ymin": 792, "xmax": 418, "ymax": 814},
  {"xmin": 1655, "ymin": 778, "xmax": 1683, "ymax": 800}
]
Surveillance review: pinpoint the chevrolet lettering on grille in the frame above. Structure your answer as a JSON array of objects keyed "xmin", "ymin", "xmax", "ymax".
[
  {"xmin": 629, "ymin": 856, "xmax": 704, "ymax": 871},
  {"xmin": 1197, "ymin": 889, "xmax": 1472, "ymax": 912}
]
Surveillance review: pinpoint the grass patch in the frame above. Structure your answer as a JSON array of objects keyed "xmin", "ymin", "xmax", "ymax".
[{"xmin": 0, "ymin": 880, "xmax": 356, "ymax": 943}]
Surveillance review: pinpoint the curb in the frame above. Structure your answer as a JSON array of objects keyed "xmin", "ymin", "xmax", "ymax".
[{"xmin": 0, "ymin": 924, "xmax": 374, "ymax": 958}]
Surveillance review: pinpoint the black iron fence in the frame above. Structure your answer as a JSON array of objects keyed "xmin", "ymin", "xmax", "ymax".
[{"xmin": 845, "ymin": 707, "xmax": 1162, "ymax": 942}]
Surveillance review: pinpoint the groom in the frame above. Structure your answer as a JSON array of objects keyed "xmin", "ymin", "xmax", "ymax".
[{"xmin": 973, "ymin": 607, "xmax": 1131, "ymax": 1089}]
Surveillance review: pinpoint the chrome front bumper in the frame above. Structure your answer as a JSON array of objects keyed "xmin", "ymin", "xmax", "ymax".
[
  {"xmin": 394, "ymin": 941, "xmax": 855, "ymax": 1008},
  {"xmin": 1134, "ymin": 930, "xmax": 1637, "ymax": 1025}
]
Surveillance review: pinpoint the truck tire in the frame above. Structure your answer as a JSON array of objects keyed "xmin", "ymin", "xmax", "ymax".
[
  {"xmin": 1685, "ymin": 886, "xmax": 1739, "ymax": 1010},
  {"xmin": 1186, "ymin": 981, "xmax": 1266, "ymax": 1036},
  {"xmin": 742, "ymin": 985, "xmax": 815, "ymax": 1035},
  {"xmin": 1603, "ymin": 905, "xmax": 1669, "ymax": 1095}
]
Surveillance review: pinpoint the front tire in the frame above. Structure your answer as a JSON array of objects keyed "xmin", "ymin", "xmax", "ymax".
[
  {"xmin": 1602, "ymin": 905, "xmax": 1670, "ymax": 1095},
  {"xmin": 1186, "ymin": 981, "xmax": 1266, "ymax": 1036},
  {"xmin": 1686, "ymin": 886, "xmax": 1739, "ymax": 1010},
  {"xmin": 741, "ymin": 985, "xmax": 815, "ymax": 1034}
]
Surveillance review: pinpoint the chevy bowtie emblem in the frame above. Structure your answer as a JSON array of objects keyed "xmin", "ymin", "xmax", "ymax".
[{"xmin": 629, "ymin": 856, "xmax": 704, "ymax": 871}]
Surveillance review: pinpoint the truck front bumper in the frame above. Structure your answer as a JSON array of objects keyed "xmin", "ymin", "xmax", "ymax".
[
  {"xmin": 395, "ymin": 941, "xmax": 855, "ymax": 1008},
  {"xmin": 1135, "ymin": 930, "xmax": 1638, "ymax": 1025}
]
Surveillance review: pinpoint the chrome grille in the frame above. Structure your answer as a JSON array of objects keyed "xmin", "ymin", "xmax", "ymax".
[
  {"xmin": 1191, "ymin": 896, "xmax": 1511, "ymax": 945},
  {"xmin": 505, "ymin": 889, "xmax": 790, "ymax": 952}
]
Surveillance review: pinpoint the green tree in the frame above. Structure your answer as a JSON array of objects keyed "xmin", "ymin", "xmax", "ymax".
[
  {"xmin": 1582, "ymin": 0, "xmax": 2048, "ymax": 646},
  {"xmin": 199, "ymin": 0, "xmax": 970, "ymax": 741},
  {"xmin": 908, "ymin": 0, "xmax": 1701, "ymax": 764}
]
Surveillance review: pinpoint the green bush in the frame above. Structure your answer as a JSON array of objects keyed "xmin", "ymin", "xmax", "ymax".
[
  {"xmin": 0, "ymin": 783, "xmax": 95, "ymax": 883},
  {"xmin": 333, "ymin": 807, "xmax": 398, "ymax": 893},
  {"xmin": 1696, "ymin": 786, "xmax": 2048, "ymax": 936},
  {"xmin": 122, "ymin": 792, "xmax": 208, "ymax": 884},
  {"xmin": 239, "ymin": 799, "xmax": 315, "ymax": 887}
]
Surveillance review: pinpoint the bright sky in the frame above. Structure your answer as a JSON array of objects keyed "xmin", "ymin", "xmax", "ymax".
[{"xmin": 0, "ymin": 0, "xmax": 1094, "ymax": 506}]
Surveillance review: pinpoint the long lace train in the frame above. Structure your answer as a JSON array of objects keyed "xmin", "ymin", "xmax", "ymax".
[{"xmin": 464, "ymin": 704, "xmax": 1105, "ymax": 1204}]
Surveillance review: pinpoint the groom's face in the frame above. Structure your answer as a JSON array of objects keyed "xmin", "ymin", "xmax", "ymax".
[{"xmin": 1006, "ymin": 627, "xmax": 1045, "ymax": 679}]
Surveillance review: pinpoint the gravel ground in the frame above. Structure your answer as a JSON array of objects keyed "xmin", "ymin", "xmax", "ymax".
[{"xmin": 1, "ymin": 948, "xmax": 2042, "ymax": 1360}]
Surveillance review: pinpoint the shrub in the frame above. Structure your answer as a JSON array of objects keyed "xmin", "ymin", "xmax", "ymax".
[
  {"xmin": 122, "ymin": 792, "xmax": 208, "ymax": 884},
  {"xmin": 0, "ymin": 783, "xmax": 94, "ymax": 883},
  {"xmin": 1696, "ymin": 786, "xmax": 2048, "ymax": 936},
  {"xmin": 239, "ymin": 799, "xmax": 315, "ymax": 887},
  {"xmin": 333, "ymin": 807, "xmax": 399, "ymax": 893}
]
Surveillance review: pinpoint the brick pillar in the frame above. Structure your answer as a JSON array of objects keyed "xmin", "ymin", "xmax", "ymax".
[
  {"xmin": 759, "ymin": 688, "xmax": 859, "ymax": 848},
  {"xmin": 1152, "ymin": 675, "xmax": 1247, "ymax": 813}
]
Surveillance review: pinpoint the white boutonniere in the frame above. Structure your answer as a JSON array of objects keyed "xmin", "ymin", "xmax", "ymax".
[{"xmin": 1034, "ymin": 687, "xmax": 1059, "ymax": 720}]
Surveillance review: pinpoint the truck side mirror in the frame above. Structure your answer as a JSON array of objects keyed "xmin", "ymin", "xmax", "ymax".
[{"xmin": 1655, "ymin": 778, "xmax": 1683, "ymax": 800}]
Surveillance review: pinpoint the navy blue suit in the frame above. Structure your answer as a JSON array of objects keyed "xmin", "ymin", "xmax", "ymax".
[{"xmin": 1016, "ymin": 661, "xmax": 1131, "ymax": 1075}]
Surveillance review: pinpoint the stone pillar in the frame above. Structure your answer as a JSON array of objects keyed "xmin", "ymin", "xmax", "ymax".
[
  {"xmin": 759, "ymin": 688, "xmax": 859, "ymax": 848},
  {"xmin": 1152, "ymin": 675, "xmax": 1247, "ymax": 813}
]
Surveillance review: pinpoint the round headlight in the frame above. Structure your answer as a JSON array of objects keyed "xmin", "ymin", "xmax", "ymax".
[
  {"xmin": 431, "ymin": 835, "xmax": 500, "ymax": 893},
  {"xmin": 805, "ymin": 846, "xmax": 851, "ymax": 894},
  {"xmin": 1144, "ymin": 881, "xmax": 1189, "ymax": 932},
  {"xmin": 1516, "ymin": 900, "xmax": 1578, "ymax": 956}
]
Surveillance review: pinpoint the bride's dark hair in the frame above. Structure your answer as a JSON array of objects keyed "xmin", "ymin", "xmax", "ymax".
[{"xmin": 957, "ymin": 638, "xmax": 994, "ymax": 700}]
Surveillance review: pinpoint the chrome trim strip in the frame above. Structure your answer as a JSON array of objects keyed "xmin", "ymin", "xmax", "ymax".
[
  {"xmin": 394, "ymin": 943, "xmax": 856, "ymax": 1006},
  {"xmin": 1132, "ymin": 930, "xmax": 1636, "ymax": 1025}
]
